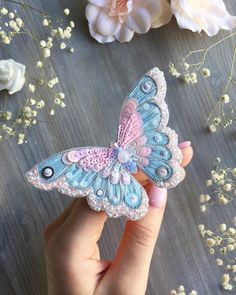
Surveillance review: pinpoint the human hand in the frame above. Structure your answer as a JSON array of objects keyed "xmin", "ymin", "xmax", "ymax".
[{"xmin": 44, "ymin": 141, "xmax": 193, "ymax": 295}]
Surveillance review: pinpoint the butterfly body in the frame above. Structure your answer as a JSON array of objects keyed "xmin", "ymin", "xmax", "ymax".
[{"xmin": 26, "ymin": 68, "xmax": 184, "ymax": 220}]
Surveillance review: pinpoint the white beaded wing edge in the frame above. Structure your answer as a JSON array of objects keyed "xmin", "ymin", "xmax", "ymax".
[{"xmin": 146, "ymin": 67, "xmax": 185, "ymax": 188}]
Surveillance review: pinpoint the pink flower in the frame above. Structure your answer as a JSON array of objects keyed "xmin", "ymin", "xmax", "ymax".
[
  {"xmin": 85, "ymin": 0, "xmax": 172, "ymax": 43},
  {"xmin": 171, "ymin": 0, "xmax": 236, "ymax": 36}
]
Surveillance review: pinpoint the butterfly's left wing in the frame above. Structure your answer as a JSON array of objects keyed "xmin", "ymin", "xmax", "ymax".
[
  {"xmin": 116, "ymin": 67, "xmax": 185, "ymax": 188},
  {"xmin": 26, "ymin": 147, "xmax": 148, "ymax": 220}
]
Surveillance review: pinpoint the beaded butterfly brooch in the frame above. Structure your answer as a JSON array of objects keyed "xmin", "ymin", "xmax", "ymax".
[{"xmin": 26, "ymin": 67, "xmax": 184, "ymax": 220}]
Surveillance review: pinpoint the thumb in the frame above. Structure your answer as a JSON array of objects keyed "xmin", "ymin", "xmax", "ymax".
[{"xmin": 103, "ymin": 186, "xmax": 167, "ymax": 295}]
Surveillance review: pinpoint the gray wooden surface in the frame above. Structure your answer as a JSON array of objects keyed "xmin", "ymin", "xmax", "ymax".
[{"xmin": 1, "ymin": 0, "xmax": 236, "ymax": 294}]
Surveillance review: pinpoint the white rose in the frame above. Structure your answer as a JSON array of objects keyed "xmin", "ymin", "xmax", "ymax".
[
  {"xmin": 85, "ymin": 0, "xmax": 172, "ymax": 43},
  {"xmin": 0, "ymin": 59, "xmax": 25, "ymax": 95},
  {"xmin": 171, "ymin": 0, "xmax": 236, "ymax": 36}
]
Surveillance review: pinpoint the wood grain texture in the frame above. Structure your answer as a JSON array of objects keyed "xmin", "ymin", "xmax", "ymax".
[{"xmin": 0, "ymin": 0, "xmax": 236, "ymax": 294}]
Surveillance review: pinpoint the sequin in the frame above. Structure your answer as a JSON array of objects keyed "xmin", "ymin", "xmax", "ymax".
[{"xmin": 67, "ymin": 151, "xmax": 79, "ymax": 163}]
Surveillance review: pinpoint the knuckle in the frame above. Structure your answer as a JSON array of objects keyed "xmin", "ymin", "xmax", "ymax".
[
  {"xmin": 44, "ymin": 233, "xmax": 70, "ymax": 261},
  {"xmin": 129, "ymin": 222, "xmax": 156, "ymax": 248}
]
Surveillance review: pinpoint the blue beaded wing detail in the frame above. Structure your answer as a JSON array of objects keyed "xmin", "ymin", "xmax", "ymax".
[{"xmin": 26, "ymin": 67, "xmax": 184, "ymax": 220}]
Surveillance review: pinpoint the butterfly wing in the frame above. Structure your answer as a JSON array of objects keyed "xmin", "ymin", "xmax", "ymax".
[
  {"xmin": 26, "ymin": 147, "xmax": 148, "ymax": 220},
  {"xmin": 116, "ymin": 67, "xmax": 185, "ymax": 188}
]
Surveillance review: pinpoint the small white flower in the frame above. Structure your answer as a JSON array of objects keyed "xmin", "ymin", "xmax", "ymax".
[
  {"xmin": 221, "ymin": 94, "xmax": 230, "ymax": 104},
  {"xmin": 48, "ymin": 77, "xmax": 59, "ymax": 88},
  {"xmin": 16, "ymin": 18, "xmax": 24, "ymax": 28},
  {"xmin": 2, "ymin": 35, "xmax": 10, "ymax": 44},
  {"xmin": 57, "ymin": 27, "xmax": 65, "ymax": 38},
  {"xmin": 198, "ymin": 224, "xmax": 205, "ymax": 231},
  {"xmin": 60, "ymin": 42, "xmax": 67, "ymax": 50},
  {"xmin": 30, "ymin": 98, "xmax": 36, "ymax": 105},
  {"xmin": 216, "ymin": 258, "xmax": 224, "ymax": 266},
  {"xmin": 42, "ymin": 18, "xmax": 49, "ymax": 26},
  {"xmin": 69, "ymin": 21, "xmax": 75, "ymax": 28},
  {"xmin": 47, "ymin": 39, "xmax": 53, "ymax": 49},
  {"xmin": 200, "ymin": 204, "xmax": 206, "ymax": 212},
  {"xmin": 51, "ymin": 29, "xmax": 57, "ymax": 37},
  {"xmin": 222, "ymin": 273, "xmax": 230, "ymax": 283},
  {"xmin": 36, "ymin": 61, "xmax": 43, "ymax": 68},
  {"xmin": 183, "ymin": 62, "xmax": 189, "ymax": 70},
  {"xmin": 171, "ymin": 0, "xmax": 236, "ymax": 36},
  {"xmin": 177, "ymin": 285, "xmax": 185, "ymax": 292},
  {"xmin": 223, "ymin": 183, "xmax": 232, "ymax": 191},
  {"xmin": 202, "ymin": 68, "xmax": 211, "ymax": 78},
  {"xmin": 0, "ymin": 59, "xmax": 25, "ymax": 94},
  {"xmin": 64, "ymin": 8, "xmax": 70, "ymax": 16},
  {"xmin": 9, "ymin": 20, "xmax": 20, "ymax": 32},
  {"xmin": 0, "ymin": 8, "xmax": 8, "ymax": 15},
  {"xmin": 36, "ymin": 100, "xmax": 45, "ymax": 109},
  {"xmin": 8, "ymin": 12, "xmax": 15, "ymax": 19},
  {"xmin": 58, "ymin": 92, "xmax": 65, "ymax": 99},
  {"xmin": 54, "ymin": 98, "xmax": 61, "ymax": 104},
  {"xmin": 206, "ymin": 238, "xmax": 216, "ymax": 247},
  {"xmin": 85, "ymin": 0, "xmax": 172, "ymax": 43},
  {"xmin": 40, "ymin": 40, "xmax": 47, "ymax": 47},
  {"xmin": 208, "ymin": 124, "xmax": 217, "ymax": 133},
  {"xmin": 29, "ymin": 83, "xmax": 35, "ymax": 93},
  {"xmin": 43, "ymin": 48, "xmax": 50, "ymax": 58},
  {"xmin": 17, "ymin": 133, "xmax": 25, "ymax": 144},
  {"xmin": 64, "ymin": 28, "xmax": 72, "ymax": 39}
]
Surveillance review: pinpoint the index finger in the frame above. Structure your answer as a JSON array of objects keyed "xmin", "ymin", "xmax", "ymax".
[{"xmin": 103, "ymin": 144, "xmax": 193, "ymax": 294}]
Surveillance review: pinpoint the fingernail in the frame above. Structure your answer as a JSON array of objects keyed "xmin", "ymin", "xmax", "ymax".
[
  {"xmin": 148, "ymin": 186, "xmax": 167, "ymax": 209},
  {"xmin": 178, "ymin": 141, "xmax": 191, "ymax": 149}
]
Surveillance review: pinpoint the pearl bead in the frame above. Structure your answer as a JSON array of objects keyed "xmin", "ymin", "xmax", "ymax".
[
  {"xmin": 129, "ymin": 194, "xmax": 138, "ymax": 204},
  {"xmin": 96, "ymin": 189, "xmax": 104, "ymax": 197},
  {"xmin": 124, "ymin": 193, "xmax": 141, "ymax": 209},
  {"xmin": 42, "ymin": 167, "xmax": 54, "ymax": 178},
  {"xmin": 118, "ymin": 150, "xmax": 130, "ymax": 163},
  {"xmin": 156, "ymin": 167, "xmax": 168, "ymax": 178},
  {"xmin": 141, "ymin": 81, "xmax": 153, "ymax": 93},
  {"xmin": 154, "ymin": 134, "xmax": 162, "ymax": 143}
]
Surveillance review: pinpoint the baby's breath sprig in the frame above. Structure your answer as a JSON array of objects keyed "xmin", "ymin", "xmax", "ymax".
[
  {"xmin": 0, "ymin": 1, "xmax": 76, "ymax": 144},
  {"xmin": 169, "ymin": 285, "xmax": 198, "ymax": 295},
  {"xmin": 169, "ymin": 31, "xmax": 236, "ymax": 133},
  {"xmin": 198, "ymin": 158, "xmax": 236, "ymax": 213},
  {"xmin": 207, "ymin": 47, "xmax": 236, "ymax": 133},
  {"xmin": 198, "ymin": 217, "xmax": 236, "ymax": 291}
]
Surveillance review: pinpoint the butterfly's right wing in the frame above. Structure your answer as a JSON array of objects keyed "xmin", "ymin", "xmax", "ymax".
[
  {"xmin": 26, "ymin": 147, "xmax": 148, "ymax": 220},
  {"xmin": 116, "ymin": 67, "xmax": 184, "ymax": 188}
]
